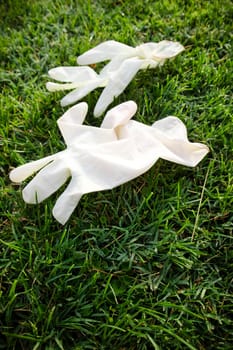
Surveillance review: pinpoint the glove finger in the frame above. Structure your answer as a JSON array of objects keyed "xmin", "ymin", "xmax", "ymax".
[
  {"xmin": 152, "ymin": 118, "xmax": 209, "ymax": 167},
  {"xmin": 57, "ymin": 102, "xmax": 88, "ymax": 145},
  {"xmin": 46, "ymin": 82, "xmax": 77, "ymax": 91},
  {"xmin": 10, "ymin": 154, "xmax": 55, "ymax": 183},
  {"xmin": 94, "ymin": 58, "xmax": 143, "ymax": 117},
  {"xmin": 60, "ymin": 79, "xmax": 104, "ymax": 107},
  {"xmin": 58, "ymin": 102, "xmax": 88, "ymax": 126},
  {"xmin": 152, "ymin": 40, "xmax": 184, "ymax": 59},
  {"xmin": 52, "ymin": 177, "xmax": 82, "ymax": 225},
  {"xmin": 77, "ymin": 40, "xmax": 134, "ymax": 65},
  {"xmin": 152, "ymin": 116, "xmax": 188, "ymax": 140},
  {"xmin": 157, "ymin": 139, "xmax": 209, "ymax": 167},
  {"xmin": 22, "ymin": 159, "xmax": 70, "ymax": 203},
  {"xmin": 101, "ymin": 101, "xmax": 137, "ymax": 129},
  {"xmin": 48, "ymin": 66, "xmax": 98, "ymax": 82}
]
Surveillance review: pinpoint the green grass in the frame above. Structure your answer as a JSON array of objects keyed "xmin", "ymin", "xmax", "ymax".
[{"xmin": 0, "ymin": 0, "xmax": 233, "ymax": 349}]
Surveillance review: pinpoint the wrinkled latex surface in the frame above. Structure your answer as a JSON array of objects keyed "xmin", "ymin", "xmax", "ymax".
[
  {"xmin": 46, "ymin": 40, "xmax": 184, "ymax": 117},
  {"xmin": 10, "ymin": 101, "xmax": 208, "ymax": 225}
]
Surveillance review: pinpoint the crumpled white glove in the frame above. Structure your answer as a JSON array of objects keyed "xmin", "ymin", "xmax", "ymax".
[
  {"xmin": 10, "ymin": 101, "xmax": 208, "ymax": 225},
  {"xmin": 46, "ymin": 40, "xmax": 184, "ymax": 117}
]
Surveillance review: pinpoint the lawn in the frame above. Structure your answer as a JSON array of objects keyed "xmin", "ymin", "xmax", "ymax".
[{"xmin": 0, "ymin": 0, "xmax": 233, "ymax": 349}]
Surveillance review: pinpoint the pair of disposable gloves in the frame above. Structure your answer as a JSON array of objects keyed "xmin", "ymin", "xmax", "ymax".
[{"xmin": 10, "ymin": 40, "xmax": 209, "ymax": 224}]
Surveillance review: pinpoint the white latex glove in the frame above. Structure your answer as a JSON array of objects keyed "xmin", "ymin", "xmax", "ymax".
[
  {"xmin": 10, "ymin": 101, "xmax": 208, "ymax": 225},
  {"xmin": 46, "ymin": 66, "xmax": 108, "ymax": 107},
  {"xmin": 46, "ymin": 40, "xmax": 184, "ymax": 117}
]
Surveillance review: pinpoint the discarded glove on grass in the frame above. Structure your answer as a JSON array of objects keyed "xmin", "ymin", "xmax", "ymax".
[
  {"xmin": 46, "ymin": 40, "xmax": 184, "ymax": 117},
  {"xmin": 10, "ymin": 101, "xmax": 208, "ymax": 225}
]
